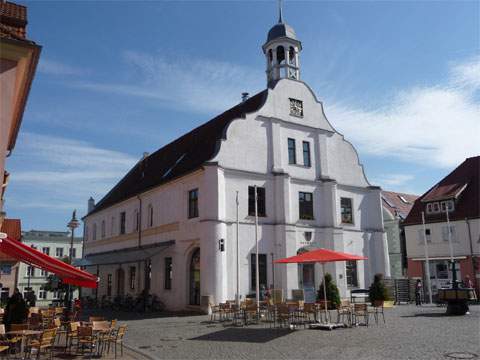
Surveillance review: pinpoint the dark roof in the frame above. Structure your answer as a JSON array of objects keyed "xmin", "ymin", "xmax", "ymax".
[
  {"xmin": 267, "ymin": 22, "xmax": 298, "ymax": 43},
  {"xmin": 404, "ymin": 156, "xmax": 480, "ymax": 225},
  {"xmin": 88, "ymin": 90, "xmax": 268, "ymax": 216},
  {"xmin": 382, "ymin": 191, "xmax": 418, "ymax": 220},
  {"xmin": 0, "ymin": 1, "xmax": 30, "ymax": 41},
  {"xmin": 1, "ymin": 218, "xmax": 21, "ymax": 241}
]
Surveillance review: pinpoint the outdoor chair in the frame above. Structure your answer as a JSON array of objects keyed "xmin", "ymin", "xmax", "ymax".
[
  {"xmin": 28, "ymin": 313, "xmax": 42, "ymax": 330},
  {"xmin": 276, "ymin": 304, "xmax": 292, "ymax": 328},
  {"xmin": 209, "ymin": 303, "xmax": 221, "ymax": 322},
  {"xmin": 110, "ymin": 319, "xmax": 117, "ymax": 329},
  {"xmin": 371, "ymin": 301, "xmax": 386, "ymax": 325},
  {"xmin": 244, "ymin": 303, "xmax": 259, "ymax": 325},
  {"xmin": 76, "ymin": 326, "xmax": 95, "ymax": 355},
  {"xmin": 0, "ymin": 324, "xmax": 21, "ymax": 357},
  {"xmin": 53, "ymin": 317, "xmax": 67, "ymax": 344},
  {"xmin": 336, "ymin": 300, "xmax": 352, "ymax": 327},
  {"xmin": 352, "ymin": 303, "xmax": 370, "ymax": 326},
  {"xmin": 303, "ymin": 303, "xmax": 318, "ymax": 325},
  {"xmin": 66, "ymin": 321, "xmax": 80, "ymax": 352},
  {"xmin": 26, "ymin": 327, "xmax": 57, "ymax": 360},
  {"xmin": 107, "ymin": 325, "xmax": 127, "ymax": 359}
]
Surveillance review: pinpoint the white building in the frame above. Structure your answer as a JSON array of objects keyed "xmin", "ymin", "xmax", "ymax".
[
  {"xmin": 82, "ymin": 11, "xmax": 390, "ymax": 311},
  {"xmin": 18, "ymin": 230, "xmax": 83, "ymax": 307}
]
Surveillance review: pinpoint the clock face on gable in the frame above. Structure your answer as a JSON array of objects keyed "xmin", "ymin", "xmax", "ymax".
[{"xmin": 289, "ymin": 98, "xmax": 303, "ymax": 117}]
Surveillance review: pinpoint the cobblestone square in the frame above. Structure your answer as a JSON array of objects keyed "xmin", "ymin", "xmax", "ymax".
[{"xmin": 115, "ymin": 304, "xmax": 480, "ymax": 360}]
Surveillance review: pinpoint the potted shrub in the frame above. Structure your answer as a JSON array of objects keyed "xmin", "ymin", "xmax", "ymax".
[
  {"xmin": 369, "ymin": 273, "xmax": 389, "ymax": 306},
  {"xmin": 317, "ymin": 273, "xmax": 341, "ymax": 309}
]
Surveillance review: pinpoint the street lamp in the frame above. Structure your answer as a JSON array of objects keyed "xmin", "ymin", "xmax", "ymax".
[{"xmin": 66, "ymin": 210, "xmax": 79, "ymax": 312}]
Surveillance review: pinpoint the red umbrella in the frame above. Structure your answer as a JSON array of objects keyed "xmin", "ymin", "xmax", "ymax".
[{"xmin": 274, "ymin": 248, "xmax": 367, "ymax": 324}]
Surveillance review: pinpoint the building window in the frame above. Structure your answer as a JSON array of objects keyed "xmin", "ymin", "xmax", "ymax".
[
  {"xmin": 42, "ymin": 247, "xmax": 50, "ymax": 256},
  {"xmin": 248, "ymin": 186, "xmax": 266, "ymax": 217},
  {"xmin": 302, "ymin": 141, "xmax": 311, "ymax": 167},
  {"xmin": 52, "ymin": 291, "xmax": 59, "ymax": 299},
  {"xmin": 111, "ymin": 216, "xmax": 115, "ymax": 236},
  {"xmin": 250, "ymin": 253, "xmax": 267, "ymax": 290},
  {"xmin": 101, "ymin": 220, "xmax": 106, "ymax": 238},
  {"xmin": 133, "ymin": 209, "xmax": 139, "ymax": 232},
  {"xmin": 289, "ymin": 98, "xmax": 303, "ymax": 117},
  {"xmin": 188, "ymin": 189, "xmax": 199, "ymax": 219},
  {"xmin": 129, "ymin": 266, "xmax": 136, "ymax": 290},
  {"xmin": 92, "ymin": 223, "xmax": 97, "ymax": 241},
  {"xmin": 41, "ymin": 269, "xmax": 48, "ymax": 277},
  {"xmin": 55, "ymin": 248, "xmax": 64, "ymax": 258},
  {"xmin": 346, "ymin": 261, "xmax": 358, "ymax": 287},
  {"xmin": 426, "ymin": 203, "xmax": 433, "ymax": 214},
  {"xmin": 120, "ymin": 211, "xmax": 126, "ymax": 235},
  {"xmin": 432, "ymin": 202, "xmax": 440, "ymax": 213},
  {"xmin": 69, "ymin": 248, "xmax": 77, "ymax": 259},
  {"xmin": 299, "ymin": 192, "xmax": 314, "ymax": 220},
  {"xmin": 288, "ymin": 138, "xmax": 296, "ymax": 164},
  {"xmin": 107, "ymin": 274, "xmax": 112, "ymax": 297},
  {"xmin": 341, "ymin": 198, "xmax": 354, "ymax": 224},
  {"xmin": 147, "ymin": 205, "xmax": 153, "ymax": 228},
  {"xmin": 440, "ymin": 200, "xmax": 454, "ymax": 213},
  {"xmin": 0, "ymin": 265, "xmax": 12, "ymax": 275},
  {"xmin": 164, "ymin": 257, "xmax": 172, "ymax": 290},
  {"xmin": 442, "ymin": 225, "xmax": 456, "ymax": 242},
  {"xmin": 26, "ymin": 266, "xmax": 35, "ymax": 277},
  {"xmin": 418, "ymin": 228, "xmax": 432, "ymax": 244},
  {"xmin": 38, "ymin": 291, "xmax": 47, "ymax": 300}
]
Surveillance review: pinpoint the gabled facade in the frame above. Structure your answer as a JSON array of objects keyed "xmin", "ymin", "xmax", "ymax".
[
  {"xmin": 82, "ymin": 11, "xmax": 390, "ymax": 310},
  {"xmin": 404, "ymin": 156, "xmax": 480, "ymax": 296}
]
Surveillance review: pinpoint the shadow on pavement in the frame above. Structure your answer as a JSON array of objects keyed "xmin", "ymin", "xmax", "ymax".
[
  {"xmin": 401, "ymin": 313, "xmax": 448, "ymax": 318},
  {"xmin": 189, "ymin": 327, "xmax": 293, "ymax": 343},
  {"xmin": 82, "ymin": 309, "xmax": 204, "ymax": 321}
]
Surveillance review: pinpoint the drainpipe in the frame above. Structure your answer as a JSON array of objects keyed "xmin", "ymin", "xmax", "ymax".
[
  {"xmin": 465, "ymin": 217, "xmax": 477, "ymax": 293},
  {"xmin": 137, "ymin": 195, "xmax": 143, "ymax": 248}
]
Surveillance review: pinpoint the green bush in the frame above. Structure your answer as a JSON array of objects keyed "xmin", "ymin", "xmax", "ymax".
[
  {"xmin": 317, "ymin": 273, "xmax": 341, "ymax": 309},
  {"xmin": 369, "ymin": 273, "xmax": 389, "ymax": 304}
]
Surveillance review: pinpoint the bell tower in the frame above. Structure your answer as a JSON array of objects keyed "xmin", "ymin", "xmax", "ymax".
[{"xmin": 262, "ymin": 0, "xmax": 302, "ymax": 86}]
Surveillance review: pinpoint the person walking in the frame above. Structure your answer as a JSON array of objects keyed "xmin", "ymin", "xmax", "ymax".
[{"xmin": 415, "ymin": 279, "xmax": 422, "ymax": 306}]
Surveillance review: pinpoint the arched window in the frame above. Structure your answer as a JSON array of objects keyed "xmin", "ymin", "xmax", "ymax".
[
  {"xmin": 101, "ymin": 220, "xmax": 106, "ymax": 238},
  {"xmin": 92, "ymin": 223, "xmax": 97, "ymax": 241},
  {"xmin": 289, "ymin": 46, "xmax": 295, "ymax": 64},
  {"xmin": 276, "ymin": 46, "xmax": 285, "ymax": 64},
  {"xmin": 133, "ymin": 209, "xmax": 139, "ymax": 231},
  {"xmin": 148, "ymin": 204, "xmax": 154, "ymax": 228},
  {"xmin": 111, "ymin": 216, "xmax": 115, "ymax": 236},
  {"xmin": 268, "ymin": 49, "xmax": 273, "ymax": 64}
]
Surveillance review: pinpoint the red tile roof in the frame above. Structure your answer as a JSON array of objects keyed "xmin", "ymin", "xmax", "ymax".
[
  {"xmin": 0, "ymin": 1, "xmax": 27, "ymax": 38},
  {"xmin": 404, "ymin": 156, "xmax": 480, "ymax": 225},
  {"xmin": 1, "ymin": 218, "xmax": 21, "ymax": 240},
  {"xmin": 88, "ymin": 90, "xmax": 268, "ymax": 216},
  {"xmin": 382, "ymin": 191, "xmax": 418, "ymax": 220}
]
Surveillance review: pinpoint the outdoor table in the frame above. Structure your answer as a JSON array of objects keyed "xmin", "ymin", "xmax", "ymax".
[{"xmin": 7, "ymin": 329, "xmax": 43, "ymax": 359}]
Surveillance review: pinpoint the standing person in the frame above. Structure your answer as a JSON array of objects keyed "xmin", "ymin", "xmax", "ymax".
[
  {"xmin": 463, "ymin": 275, "xmax": 473, "ymax": 289},
  {"xmin": 4, "ymin": 288, "xmax": 28, "ymax": 331},
  {"xmin": 415, "ymin": 279, "xmax": 422, "ymax": 306}
]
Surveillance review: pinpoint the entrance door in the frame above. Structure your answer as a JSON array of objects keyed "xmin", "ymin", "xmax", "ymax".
[
  {"xmin": 116, "ymin": 268, "xmax": 125, "ymax": 297},
  {"xmin": 189, "ymin": 249, "xmax": 200, "ymax": 305}
]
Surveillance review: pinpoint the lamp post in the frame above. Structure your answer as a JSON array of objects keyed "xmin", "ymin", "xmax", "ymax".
[{"xmin": 66, "ymin": 210, "xmax": 79, "ymax": 312}]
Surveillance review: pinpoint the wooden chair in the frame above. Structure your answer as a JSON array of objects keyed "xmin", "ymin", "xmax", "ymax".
[
  {"xmin": 372, "ymin": 300, "xmax": 385, "ymax": 325},
  {"xmin": 53, "ymin": 317, "xmax": 67, "ymax": 345},
  {"xmin": 27, "ymin": 327, "xmax": 57, "ymax": 360},
  {"xmin": 353, "ymin": 303, "xmax": 370, "ymax": 326},
  {"xmin": 276, "ymin": 304, "xmax": 291, "ymax": 328},
  {"xmin": 76, "ymin": 326, "xmax": 95, "ymax": 355},
  {"xmin": 28, "ymin": 313, "xmax": 42, "ymax": 330},
  {"xmin": 66, "ymin": 321, "xmax": 80, "ymax": 352},
  {"xmin": 110, "ymin": 319, "xmax": 117, "ymax": 329},
  {"xmin": 337, "ymin": 299, "xmax": 352, "ymax": 326},
  {"xmin": 107, "ymin": 325, "xmax": 127, "ymax": 359},
  {"xmin": 0, "ymin": 324, "xmax": 20, "ymax": 357}
]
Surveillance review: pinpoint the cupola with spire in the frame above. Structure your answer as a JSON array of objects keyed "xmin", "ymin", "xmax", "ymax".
[{"xmin": 262, "ymin": 0, "xmax": 302, "ymax": 86}]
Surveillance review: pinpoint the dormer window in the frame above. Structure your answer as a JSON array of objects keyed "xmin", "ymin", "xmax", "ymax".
[
  {"xmin": 432, "ymin": 202, "xmax": 440, "ymax": 213},
  {"xmin": 440, "ymin": 200, "xmax": 454, "ymax": 213},
  {"xmin": 289, "ymin": 98, "xmax": 303, "ymax": 117}
]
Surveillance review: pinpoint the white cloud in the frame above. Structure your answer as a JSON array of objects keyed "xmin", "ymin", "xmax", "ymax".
[
  {"xmin": 374, "ymin": 174, "xmax": 414, "ymax": 187},
  {"xmin": 326, "ymin": 56, "xmax": 480, "ymax": 169},
  {"xmin": 8, "ymin": 133, "xmax": 137, "ymax": 212},
  {"xmin": 73, "ymin": 51, "xmax": 264, "ymax": 114},
  {"xmin": 38, "ymin": 59, "xmax": 87, "ymax": 76}
]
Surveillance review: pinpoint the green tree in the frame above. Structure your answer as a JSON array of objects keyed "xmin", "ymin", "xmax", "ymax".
[
  {"xmin": 317, "ymin": 273, "xmax": 341, "ymax": 309},
  {"xmin": 369, "ymin": 273, "xmax": 389, "ymax": 304}
]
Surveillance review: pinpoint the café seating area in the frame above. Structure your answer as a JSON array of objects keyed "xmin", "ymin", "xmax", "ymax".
[{"xmin": 0, "ymin": 307, "xmax": 127, "ymax": 359}]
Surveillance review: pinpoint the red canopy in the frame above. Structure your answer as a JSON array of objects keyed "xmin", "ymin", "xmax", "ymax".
[
  {"xmin": 274, "ymin": 248, "xmax": 367, "ymax": 264},
  {"xmin": 0, "ymin": 237, "xmax": 98, "ymax": 288}
]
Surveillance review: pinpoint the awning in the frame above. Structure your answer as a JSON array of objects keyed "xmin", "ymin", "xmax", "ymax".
[
  {"xmin": 274, "ymin": 248, "xmax": 367, "ymax": 264},
  {"xmin": 0, "ymin": 237, "xmax": 98, "ymax": 288},
  {"xmin": 75, "ymin": 240, "xmax": 175, "ymax": 267}
]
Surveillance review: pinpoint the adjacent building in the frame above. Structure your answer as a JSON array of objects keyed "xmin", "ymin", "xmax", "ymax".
[
  {"xmin": 0, "ymin": 1, "xmax": 41, "ymax": 231},
  {"xmin": 17, "ymin": 230, "xmax": 83, "ymax": 306},
  {"xmin": 82, "ymin": 11, "xmax": 390, "ymax": 310},
  {"xmin": 382, "ymin": 191, "xmax": 418, "ymax": 278},
  {"xmin": 404, "ymin": 156, "xmax": 479, "ymax": 296},
  {"xmin": 0, "ymin": 218, "xmax": 21, "ymax": 300}
]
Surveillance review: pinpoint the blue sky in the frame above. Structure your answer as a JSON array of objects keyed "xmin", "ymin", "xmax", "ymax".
[{"xmin": 5, "ymin": 0, "xmax": 480, "ymax": 231}]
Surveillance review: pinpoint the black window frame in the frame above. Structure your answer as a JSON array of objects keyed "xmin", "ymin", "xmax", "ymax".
[
  {"xmin": 248, "ymin": 186, "xmax": 266, "ymax": 217},
  {"xmin": 107, "ymin": 274, "xmax": 112, "ymax": 297},
  {"xmin": 164, "ymin": 257, "xmax": 173, "ymax": 290},
  {"xmin": 288, "ymin": 138, "xmax": 296, "ymax": 165},
  {"xmin": 188, "ymin": 189, "xmax": 199, "ymax": 219},
  {"xmin": 302, "ymin": 141, "xmax": 311, "ymax": 167},
  {"xmin": 250, "ymin": 253, "xmax": 267, "ymax": 290},
  {"xmin": 346, "ymin": 260, "xmax": 358, "ymax": 288},
  {"xmin": 299, "ymin": 192, "xmax": 314, "ymax": 220},
  {"xmin": 129, "ymin": 266, "xmax": 136, "ymax": 290},
  {"xmin": 120, "ymin": 211, "xmax": 126, "ymax": 234},
  {"xmin": 341, "ymin": 197, "xmax": 354, "ymax": 224}
]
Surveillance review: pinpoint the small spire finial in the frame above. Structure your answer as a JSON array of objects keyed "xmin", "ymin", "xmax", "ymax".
[{"xmin": 278, "ymin": 0, "xmax": 283, "ymax": 23}]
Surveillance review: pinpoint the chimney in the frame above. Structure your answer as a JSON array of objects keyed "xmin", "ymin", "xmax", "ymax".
[
  {"xmin": 87, "ymin": 197, "xmax": 95, "ymax": 213},
  {"xmin": 142, "ymin": 152, "xmax": 149, "ymax": 160},
  {"xmin": 241, "ymin": 92, "xmax": 249, "ymax": 102}
]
